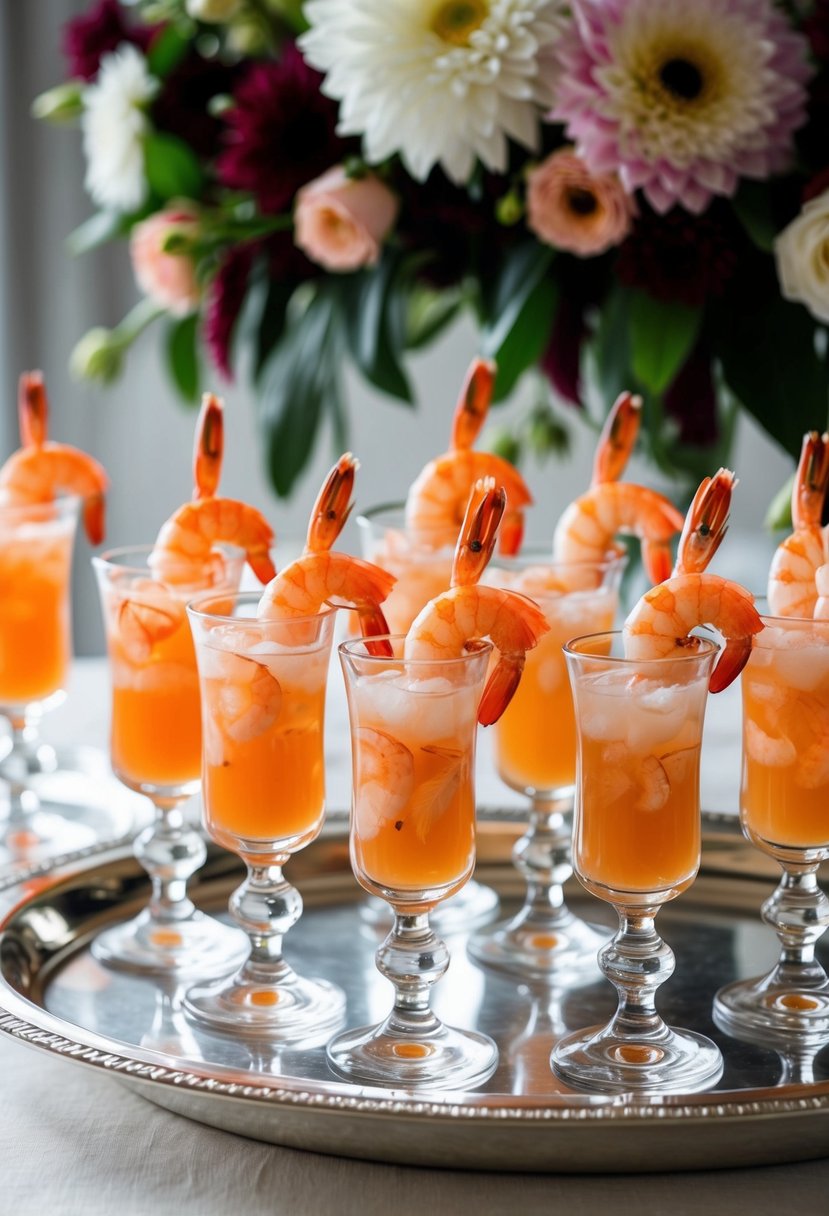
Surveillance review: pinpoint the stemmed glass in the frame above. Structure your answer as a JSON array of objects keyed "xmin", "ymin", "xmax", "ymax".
[
  {"xmin": 551, "ymin": 631, "xmax": 723, "ymax": 1094},
  {"xmin": 356, "ymin": 504, "xmax": 499, "ymax": 932},
  {"xmin": 0, "ymin": 497, "xmax": 133, "ymax": 861},
  {"xmin": 714, "ymin": 613, "xmax": 829, "ymax": 1045},
  {"xmin": 183, "ymin": 593, "xmax": 345, "ymax": 1040},
  {"xmin": 469, "ymin": 554, "xmax": 624, "ymax": 978},
  {"xmin": 327, "ymin": 636, "xmax": 497, "ymax": 1089},
  {"xmin": 92, "ymin": 546, "xmax": 247, "ymax": 973}
]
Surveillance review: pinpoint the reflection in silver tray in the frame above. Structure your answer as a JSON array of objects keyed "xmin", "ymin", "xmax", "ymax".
[{"xmin": 0, "ymin": 815, "xmax": 828, "ymax": 1174}]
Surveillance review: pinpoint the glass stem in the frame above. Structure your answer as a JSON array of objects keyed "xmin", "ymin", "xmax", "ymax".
[
  {"xmin": 0, "ymin": 711, "xmax": 57, "ymax": 821},
  {"xmin": 762, "ymin": 864, "xmax": 829, "ymax": 991},
  {"xmin": 512, "ymin": 797, "xmax": 575, "ymax": 928},
  {"xmin": 376, "ymin": 910, "xmax": 450, "ymax": 1038},
  {"xmin": 601, "ymin": 907, "xmax": 673, "ymax": 1041},
  {"xmin": 229, "ymin": 860, "xmax": 301, "ymax": 984},
  {"xmin": 136, "ymin": 801, "xmax": 207, "ymax": 925}
]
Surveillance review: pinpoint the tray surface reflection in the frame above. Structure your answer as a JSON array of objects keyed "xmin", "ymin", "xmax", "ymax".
[{"xmin": 1, "ymin": 817, "xmax": 828, "ymax": 1173}]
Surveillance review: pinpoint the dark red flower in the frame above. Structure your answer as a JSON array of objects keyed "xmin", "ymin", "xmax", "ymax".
[
  {"xmin": 804, "ymin": 166, "xmax": 829, "ymax": 202},
  {"xmin": 205, "ymin": 247, "xmax": 254, "ymax": 380},
  {"xmin": 663, "ymin": 341, "xmax": 719, "ymax": 447},
  {"xmin": 804, "ymin": 0, "xmax": 829, "ymax": 61},
  {"xmin": 217, "ymin": 43, "xmax": 354, "ymax": 215},
  {"xmin": 153, "ymin": 53, "xmax": 241, "ymax": 161},
  {"xmin": 616, "ymin": 203, "xmax": 740, "ymax": 308},
  {"xmin": 62, "ymin": 0, "xmax": 155, "ymax": 81},
  {"xmin": 540, "ymin": 294, "xmax": 587, "ymax": 408}
]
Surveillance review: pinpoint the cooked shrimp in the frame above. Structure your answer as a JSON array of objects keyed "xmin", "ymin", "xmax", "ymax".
[
  {"xmin": 149, "ymin": 498, "xmax": 276, "ymax": 586},
  {"xmin": 192, "ymin": 393, "xmax": 223, "ymax": 500},
  {"xmin": 354, "ymin": 726, "xmax": 414, "ymax": 839},
  {"xmin": 211, "ymin": 653, "xmax": 282, "ymax": 744},
  {"xmin": 304, "ymin": 452, "xmax": 357, "ymax": 554},
  {"xmin": 553, "ymin": 481, "xmax": 684, "ymax": 585},
  {"xmin": 815, "ymin": 563, "xmax": 829, "ymax": 620},
  {"xmin": 768, "ymin": 432, "xmax": 829, "ymax": 619},
  {"xmin": 257, "ymin": 551, "xmax": 394, "ymax": 641},
  {"xmin": 405, "ymin": 357, "xmax": 531, "ymax": 556},
  {"xmin": 673, "ymin": 468, "xmax": 736, "ymax": 576},
  {"xmin": 18, "ymin": 371, "xmax": 48, "ymax": 448},
  {"xmin": 116, "ymin": 579, "xmax": 185, "ymax": 662},
  {"xmin": 623, "ymin": 573, "xmax": 763, "ymax": 692},
  {"xmin": 0, "ymin": 443, "xmax": 108, "ymax": 545},
  {"xmin": 591, "ymin": 391, "xmax": 642, "ymax": 486}
]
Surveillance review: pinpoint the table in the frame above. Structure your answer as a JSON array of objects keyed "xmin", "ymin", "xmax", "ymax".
[{"xmin": 2, "ymin": 660, "xmax": 828, "ymax": 1215}]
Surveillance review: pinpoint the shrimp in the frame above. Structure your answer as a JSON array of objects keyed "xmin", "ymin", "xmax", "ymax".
[
  {"xmin": 210, "ymin": 653, "xmax": 282, "ymax": 744},
  {"xmin": 149, "ymin": 498, "xmax": 276, "ymax": 586},
  {"xmin": 405, "ymin": 479, "xmax": 549, "ymax": 724},
  {"xmin": 405, "ymin": 357, "xmax": 532, "ymax": 556},
  {"xmin": 192, "ymin": 392, "xmax": 223, "ymax": 500},
  {"xmin": 257, "ymin": 551, "xmax": 394, "ymax": 641},
  {"xmin": 591, "ymin": 391, "xmax": 642, "ymax": 487},
  {"xmin": 354, "ymin": 727, "xmax": 415, "ymax": 839},
  {"xmin": 673, "ymin": 468, "xmax": 736, "ymax": 576},
  {"xmin": 18, "ymin": 371, "xmax": 48, "ymax": 448},
  {"xmin": 553, "ymin": 481, "xmax": 684, "ymax": 585},
  {"xmin": 768, "ymin": 432, "xmax": 829, "ymax": 619},
  {"xmin": 304, "ymin": 452, "xmax": 357, "ymax": 554},
  {"xmin": 623, "ymin": 574, "xmax": 763, "ymax": 693},
  {"xmin": 116, "ymin": 578, "xmax": 186, "ymax": 662},
  {"xmin": 0, "ymin": 443, "xmax": 108, "ymax": 545}
]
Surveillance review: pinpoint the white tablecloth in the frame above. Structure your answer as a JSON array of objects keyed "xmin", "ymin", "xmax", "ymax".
[{"xmin": 2, "ymin": 659, "xmax": 828, "ymax": 1215}]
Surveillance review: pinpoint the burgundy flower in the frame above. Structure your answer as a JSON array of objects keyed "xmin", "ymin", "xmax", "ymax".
[
  {"xmin": 153, "ymin": 53, "xmax": 241, "ymax": 161},
  {"xmin": 205, "ymin": 247, "xmax": 254, "ymax": 380},
  {"xmin": 663, "ymin": 341, "xmax": 719, "ymax": 447},
  {"xmin": 217, "ymin": 43, "xmax": 353, "ymax": 216},
  {"xmin": 616, "ymin": 203, "xmax": 740, "ymax": 308},
  {"xmin": 62, "ymin": 0, "xmax": 155, "ymax": 81},
  {"xmin": 541, "ymin": 294, "xmax": 588, "ymax": 408},
  {"xmin": 804, "ymin": 1, "xmax": 829, "ymax": 62}
]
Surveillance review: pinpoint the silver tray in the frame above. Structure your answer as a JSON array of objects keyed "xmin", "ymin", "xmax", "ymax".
[{"xmin": 0, "ymin": 814, "xmax": 827, "ymax": 1174}]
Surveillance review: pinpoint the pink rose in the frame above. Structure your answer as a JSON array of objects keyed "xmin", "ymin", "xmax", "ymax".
[
  {"xmin": 130, "ymin": 206, "xmax": 202, "ymax": 316},
  {"xmin": 526, "ymin": 150, "xmax": 635, "ymax": 257},
  {"xmin": 294, "ymin": 167, "xmax": 398, "ymax": 272}
]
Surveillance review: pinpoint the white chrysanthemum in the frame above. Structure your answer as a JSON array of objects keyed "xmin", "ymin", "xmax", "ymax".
[
  {"xmin": 300, "ymin": 0, "xmax": 567, "ymax": 185},
  {"xmin": 82, "ymin": 45, "xmax": 158, "ymax": 213}
]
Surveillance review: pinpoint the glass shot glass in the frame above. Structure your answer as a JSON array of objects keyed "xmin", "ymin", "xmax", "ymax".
[
  {"xmin": 183, "ymin": 593, "xmax": 345, "ymax": 1040},
  {"xmin": 91, "ymin": 546, "xmax": 248, "ymax": 974},
  {"xmin": 356, "ymin": 504, "xmax": 499, "ymax": 933},
  {"xmin": 550, "ymin": 631, "xmax": 723, "ymax": 1094},
  {"xmin": 714, "ymin": 613, "xmax": 829, "ymax": 1045},
  {"xmin": 326, "ymin": 636, "xmax": 498, "ymax": 1089},
  {"xmin": 468, "ymin": 554, "xmax": 625, "ymax": 979}
]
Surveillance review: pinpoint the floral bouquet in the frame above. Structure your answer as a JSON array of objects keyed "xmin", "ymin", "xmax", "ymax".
[{"xmin": 36, "ymin": 0, "xmax": 829, "ymax": 504}]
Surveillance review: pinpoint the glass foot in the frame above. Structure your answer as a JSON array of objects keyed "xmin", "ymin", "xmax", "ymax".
[
  {"xmin": 468, "ymin": 907, "xmax": 609, "ymax": 980},
  {"xmin": 91, "ymin": 907, "xmax": 248, "ymax": 976},
  {"xmin": 360, "ymin": 879, "xmax": 499, "ymax": 934},
  {"xmin": 551, "ymin": 1022, "xmax": 723, "ymax": 1094},
  {"xmin": 327, "ymin": 1019, "xmax": 498, "ymax": 1090},
  {"xmin": 714, "ymin": 974, "xmax": 829, "ymax": 1046},
  {"xmin": 184, "ymin": 967, "xmax": 345, "ymax": 1043}
]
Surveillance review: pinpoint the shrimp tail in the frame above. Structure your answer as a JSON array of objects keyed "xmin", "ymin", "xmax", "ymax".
[
  {"xmin": 675, "ymin": 468, "xmax": 735, "ymax": 575},
  {"xmin": 498, "ymin": 507, "xmax": 524, "ymax": 557},
  {"xmin": 18, "ymin": 371, "xmax": 48, "ymax": 448},
  {"xmin": 249, "ymin": 547, "xmax": 277, "ymax": 585},
  {"xmin": 478, "ymin": 655, "xmax": 525, "ymax": 726},
  {"xmin": 450, "ymin": 358, "xmax": 497, "ymax": 451},
  {"xmin": 709, "ymin": 636, "xmax": 753, "ymax": 694},
  {"xmin": 642, "ymin": 537, "xmax": 674, "ymax": 585},
  {"xmin": 306, "ymin": 452, "xmax": 357, "ymax": 553},
  {"xmin": 591, "ymin": 392, "xmax": 641, "ymax": 486},
  {"xmin": 793, "ymin": 431, "xmax": 829, "ymax": 530},
  {"xmin": 452, "ymin": 478, "xmax": 505, "ymax": 586},
  {"xmin": 193, "ymin": 393, "xmax": 223, "ymax": 500},
  {"xmin": 356, "ymin": 603, "xmax": 394, "ymax": 657},
  {"xmin": 83, "ymin": 490, "xmax": 106, "ymax": 546}
]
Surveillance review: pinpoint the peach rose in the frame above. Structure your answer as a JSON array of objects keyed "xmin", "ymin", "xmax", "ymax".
[
  {"xmin": 526, "ymin": 150, "xmax": 635, "ymax": 256},
  {"xmin": 294, "ymin": 167, "xmax": 398, "ymax": 272},
  {"xmin": 130, "ymin": 206, "xmax": 201, "ymax": 316}
]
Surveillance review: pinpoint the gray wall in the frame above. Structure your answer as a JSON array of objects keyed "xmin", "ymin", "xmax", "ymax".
[{"xmin": 1, "ymin": 1, "xmax": 793, "ymax": 655}]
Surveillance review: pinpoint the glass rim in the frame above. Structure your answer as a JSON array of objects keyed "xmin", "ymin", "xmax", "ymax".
[
  {"xmin": 339, "ymin": 634, "xmax": 494, "ymax": 666},
  {"xmin": 0, "ymin": 493, "xmax": 80, "ymax": 520},
  {"xmin": 563, "ymin": 628, "xmax": 720, "ymax": 665},
  {"xmin": 486, "ymin": 550, "xmax": 628, "ymax": 575},
  {"xmin": 755, "ymin": 609, "xmax": 829, "ymax": 635},
  {"xmin": 187, "ymin": 587, "xmax": 338, "ymax": 628},
  {"xmin": 355, "ymin": 501, "xmax": 406, "ymax": 525},
  {"xmin": 93, "ymin": 541, "xmax": 246, "ymax": 577}
]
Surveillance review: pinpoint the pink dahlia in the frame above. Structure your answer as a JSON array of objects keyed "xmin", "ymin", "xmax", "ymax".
[{"xmin": 552, "ymin": 0, "xmax": 812, "ymax": 215}]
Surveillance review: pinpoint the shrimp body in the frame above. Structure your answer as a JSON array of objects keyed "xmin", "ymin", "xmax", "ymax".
[
  {"xmin": 405, "ymin": 583, "xmax": 549, "ymax": 725},
  {"xmin": 149, "ymin": 497, "xmax": 276, "ymax": 586},
  {"xmin": 623, "ymin": 573, "xmax": 763, "ymax": 692},
  {"xmin": 353, "ymin": 727, "xmax": 415, "ymax": 839},
  {"xmin": 0, "ymin": 442, "xmax": 108, "ymax": 545},
  {"xmin": 258, "ymin": 551, "xmax": 394, "ymax": 641},
  {"xmin": 553, "ymin": 482, "xmax": 684, "ymax": 585},
  {"xmin": 212, "ymin": 654, "xmax": 282, "ymax": 744},
  {"xmin": 768, "ymin": 432, "xmax": 829, "ymax": 619},
  {"xmin": 406, "ymin": 450, "xmax": 532, "ymax": 555}
]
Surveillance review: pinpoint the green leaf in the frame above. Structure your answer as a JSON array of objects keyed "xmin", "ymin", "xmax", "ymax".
[
  {"xmin": 490, "ymin": 275, "xmax": 558, "ymax": 402},
  {"xmin": 588, "ymin": 283, "xmax": 634, "ymax": 408},
  {"xmin": 482, "ymin": 242, "xmax": 554, "ymax": 362},
  {"xmin": 765, "ymin": 472, "xmax": 794, "ymax": 532},
  {"xmin": 144, "ymin": 132, "xmax": 204, "ymax": 202},
  {"xmin": 343, "ymin": 251, "xmax": 413, "ymax": 403},
  {"xmin": 258, "ymin": 290, "xmax": 341, "ymax": 497},
  {"xmin": 732, "ymin": 181, "xmax": 777, "ymax": 253},
  {"xmin": 629, "ymin": 290, "xmax": 701, "ymax": 395},
  {"xmin": 66, "ymin": 210, "xmax": 125, "ymax": 256},
  {"xmin": 147, "ymin": 25, "xmax": 190, "ymax": 78},
  {"xmin": 165, "ymin": 314, "xmax": 200, "ymax": 404},
  {"xmin": 405, "ymin": 285, "xmax": 462, "ymax": 351}
]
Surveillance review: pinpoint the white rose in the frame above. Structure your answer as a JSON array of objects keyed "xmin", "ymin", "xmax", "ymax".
[
  {"xmin": 775, "ymin": 190, "xmax": 829, "ymax": 324},
  {"xmin": 186, "ymin": 0, "xmax": 242, "ymax": 20}
]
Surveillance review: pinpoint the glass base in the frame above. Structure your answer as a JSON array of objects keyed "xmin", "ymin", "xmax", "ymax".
[
  {"xmin": 327, "ymin": 1019, "xmax": 498, "ymax": 1090},
  {"xmin": 360, "ymin": 879, "xmax": 500, "ymax": 934},
  {"xmin": 91, "ymin": 907, "xmax": 248, "ymax": 976},
  {"xmin": 184, "ymin": 968, "xmax": 346, "ymax": 1043},
  {"xmin": 468, "ymin": 907, "xmax": 609, "ymax": 980},
  {"xmin": 551, "ymin": 1022, "xmax": 723, "ymax": 1095},
  {"xmin": 714, "ymin": 974, "xmax": 829, "ymax": 1046}
]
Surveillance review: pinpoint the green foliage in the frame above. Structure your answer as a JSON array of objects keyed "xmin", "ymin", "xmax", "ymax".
[
  {"xmin": 405, "ymin": 284, "xmax": 463, "ymax": 351},
  {"xmin": 342, "ymin": 251, "xmax": 413, "ymax": 403},
  {"xmin": 482, "ymin": 242, "xmax": 555, "ymax": 401},
  {"xmin": 66, "ymin": 210, "xmax": 126, "ymax": 256},
  {"xmin": 165, "ymin": 314, "xmax": 200, "ymax": 404},
  {"xmin": 629, "ymin": 290, "xmax": 702, "ymax": 396},
  {"xmin": 765, "ymin": 472, "xmax": 795, "ymax": 531},
  {"xmin": 146, "ymin": 25, "xmax": 190, "ymax": 78},
  {"xmin": 732, "ymin": 181, "xmax": 777, "ymax": 253},
  {"xmin": 144, "ymin": 132, "xmax": 204, "ymax": 202}
]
